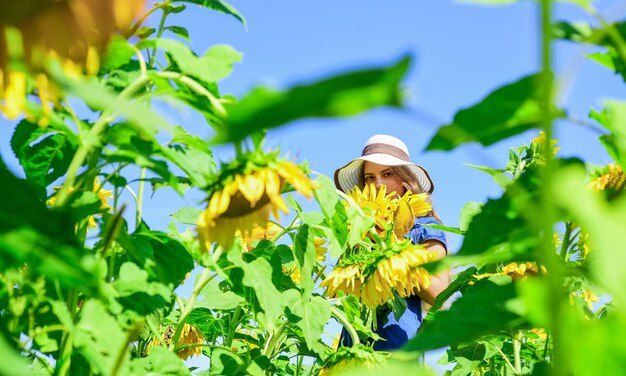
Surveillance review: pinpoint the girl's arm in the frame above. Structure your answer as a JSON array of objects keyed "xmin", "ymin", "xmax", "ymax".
[{"xmin": 416, "ymin": 239, "xmax": 450, "ymax": 306}]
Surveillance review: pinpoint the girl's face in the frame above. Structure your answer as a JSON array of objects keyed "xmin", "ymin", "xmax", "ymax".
[{"xmin": 363, "ymin": 161, "xmax": 407, "ymax": 197}]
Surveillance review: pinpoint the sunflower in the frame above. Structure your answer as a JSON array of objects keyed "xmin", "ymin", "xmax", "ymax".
[
  {"xmin": 237, "ymin": 222, "xmax": 283, "ymax": 251},
  {"xmin": 347, "ymin": 184, "xmax": 431, "ymax": 241},
  {"xmin": 48, "ymin": 177, "xmax": 113, "ymax": 229},
  {"xmin": 0, "ymin": 0, "xmax": 144, "ymax": 122},
  {"xmin": 320, "ymin": 264, "xmax": 363, "ymax": 298},
  {"xmin": 474, "ymin": 261, "xmax": 545, "ymax": 282},
  {"xmin": 589, "ymin": 164, "xmax": 625, "ymax": 192},
  {"xmin": 322, "ymin": 241, "xmax": 437, "ymax": 308},
  {"xmin": 361, "ymin": 243, "xmax": 437, "ymax": 308},
  {"xmin": 529, "ymin": 131, "xmax": 560, "ymax": 165},
  {"xmin": 197, "ymin": 156, "xmax": 314, "ymax": 250},
  {"xmin": 146, "ymin": 323, "xmax": 205, "ymax": 360}
]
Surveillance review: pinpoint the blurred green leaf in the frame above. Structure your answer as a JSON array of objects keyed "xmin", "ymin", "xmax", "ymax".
[
  {"xmin": 405, "ymin": 279, "xmax": 526, "ymax": 351},
  {"xmin": 211, "ymin": 54, "xmax": 411, "ymax": 144},
  {"xmin": 428, "ymin": 266, "xmax": 478, "ymax": 315},
  {"xmin": 459, "ymin": 202, "xmax": 483, "ymax": 232},
  {"xmin": 171, "ymin": 207, "xmax": 203, "ymax": 225},
  {"xmin": 426, "ymin": 74, "xmax": 563, "ymax": 151},
  {"xmin": 100, "ymin": 35, "xmax": 135, "ymax": 73},
  {"xmin": 139, "ymin": 39, "xmax": 242, "ymax": 85},
  {"xmin": 550, "ymin": 164, "xmax": 626, "ymax": 308},
  {"xmin": 457, "ymin": 167, "xmax": 541, "ymax": 257},
  {"xmin": 0, "ymin": 333, "xmax": 32, "ymax": 376},
  {"xmin": 590, "ymin": 101, "xmax": 626, "ymax": 169},
  {"xmin": 74, "ymin": 300, "xmax": 127, "ymax": 375}
]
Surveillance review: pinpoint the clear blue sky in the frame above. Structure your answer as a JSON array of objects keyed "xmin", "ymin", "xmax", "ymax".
[{"xmin": 0, "ymin": 1, "xmax": 624, "ymax": 372}]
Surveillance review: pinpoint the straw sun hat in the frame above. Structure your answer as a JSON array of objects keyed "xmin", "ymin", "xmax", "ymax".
[{"xmin": 333, "ymin": 134, "xmax": 434, "ymax": 194}]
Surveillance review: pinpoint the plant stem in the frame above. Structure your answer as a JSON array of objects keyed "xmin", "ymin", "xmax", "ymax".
[
  {"xmin": 513, "ymin": 331, "xmax": 522, "ymax": 374},
  {"xmin": 262, "ymin": 320, "xmax": 288, "ymax": 359},
  {"xmin": 329, "ymin": 306, "xmax": 360, "ymax": 345},
  {"xmin": 170, "ymin": 268, "xmax": 214, "ymax": 350},
  {"xmin": 54, "ymin": 74, "xmax": 151, "ymax": 207},
  {"xmin": 559, "ymin": 222, "xmax": 573, "ymax": 261},
  {"xmin": 494, "ymin": 343, "xmax": 517, "ymax": 375},
  {"xmin": 136, "ymin": 168, "xmax": 146, "ymax": 229}
]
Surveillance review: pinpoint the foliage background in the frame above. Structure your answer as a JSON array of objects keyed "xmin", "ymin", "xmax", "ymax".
[{"xmin": 1, "ymin": 0, "xmax": 625, "ymax": 375}]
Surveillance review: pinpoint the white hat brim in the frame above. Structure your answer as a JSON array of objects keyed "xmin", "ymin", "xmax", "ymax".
[{"xmin": 334, "ymin": 154, "xmax": 434, "ymax": 194}]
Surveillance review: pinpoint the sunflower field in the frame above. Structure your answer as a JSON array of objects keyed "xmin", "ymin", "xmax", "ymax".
[{"xmin": 1, "ymin": 1, "xmax": 626, "ymax": 375}]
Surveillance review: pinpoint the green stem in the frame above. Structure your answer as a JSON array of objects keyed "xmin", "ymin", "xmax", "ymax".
[
  {"xmin": 559, "ymin": 222, "xmax": 573, "ymax": 261},
  {"xmin": 135, "ymin": 168, "xmax": 146, "ymax": 229},
  {"xmin": 156, "ymin": 72, "xmax": 226, "ymax": 118},
  {"xmin": 54, "ymin": 74, "xmax": 151, "ymax": 207},
  {"xmin": 170, "ymin": 268, "xmax": 214, "ymax": 350},
  {"xmin": 329, "ymin": 306, "xmax": 360, "ymax": 345},
  {"xmin": 262, "ymin": 320, "xmax": 288, "ymax": 360},
  {"xmin": 127, "ymin": 2, "xmax": 171, "ymax": 38},
  {"xmin": 513, "ymin": 331, "xmax": 522, "ymax": 374},
  {"xmin": 148, "ymin": 6, "xmax": 170, "ymax": 67},
  {"xmin": 539, "ymin": 1, "xmax": 566, "ymax": 376},
  {"xmin": 494, "ymin": 343, "xmax": 517, "ymax": 375},
  {"xmin": 224, "ymin": 306, "xmax": 242, "ymax": 347}
]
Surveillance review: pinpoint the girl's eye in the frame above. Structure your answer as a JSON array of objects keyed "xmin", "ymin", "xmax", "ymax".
[
  {"xmin": 383, "ymin": 172, "xmax": 393, "ymax": 178},
  {"xmin": 364, "ymin": 176, "xmax": 375, "ymax": 181}
]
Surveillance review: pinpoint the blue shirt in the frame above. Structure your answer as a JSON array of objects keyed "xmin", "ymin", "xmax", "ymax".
[{"xmin": 340, "ymin": 216, "xmax": 447, "ymax": 350}]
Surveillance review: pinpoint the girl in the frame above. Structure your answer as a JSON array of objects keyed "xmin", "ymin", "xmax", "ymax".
[{"xmin": 333, "ymin": 134, "xmax": 450, "ymax": 350}]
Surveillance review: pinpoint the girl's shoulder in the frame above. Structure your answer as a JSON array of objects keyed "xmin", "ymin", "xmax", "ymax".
[
  {"xmin": 413, "ymin": 215, "xmax": 442, "ymax": 226},
  {"xmin": 408, "ymin": 216, "xmax": 447, "ymax": 248}
]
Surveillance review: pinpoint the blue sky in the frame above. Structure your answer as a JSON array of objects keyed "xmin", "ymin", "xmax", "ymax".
[{"xmin": 1, "ymin": 1, "xmax": 625, "ymax": 372}]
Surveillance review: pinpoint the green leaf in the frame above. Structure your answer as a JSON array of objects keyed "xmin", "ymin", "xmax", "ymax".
[
  {"xmin": 138, "ymin": 39, "xmax": 242, "ymax": 85},
  {"xmin": 174, "ymin": 0, "xmax": 247, "ymax": 27},
  {"xmin": 590, "ymin": 101, "xmax": 626, "ymax": 169},
  {"xmin": 128, "ymin": 346, "xmax": 190, "ymax": 375},
  {"xmin": 11, "ymin": 119, "xmax": 76, "ymax": 190},
  {"xmin": 457, "ymin": 168, "xmax": 540, "ymax": 257},
  {"xmin": 0, "ymin": 333, "xmax": 32, "ymax": 376},
  {"xmin": 294, "ymin": 225, "xmax": 316, "ymax": 298},
  {"xmin": 100, "ymin": 35, "xmax": 135, "ymax": 73},
  {"xmin": 427, "ymin": 266, "xmax": 478, "ymax": 315},
  {"xmin": 48, "ymin": 62, "xmax": 173, "ymax": 136},
  {"xmin": 227, "ymin": 249, "xmax": 286, "ymax": 328},
  {"xmin": 171, "ymin": 207, "xmax": 203, "ymax": 225},
  {"xmin": 209, "ymin": 347, "xmax": 246, "ymax": 375},
  {"xmin": 550, "ymin": 164, "xmax": 626, "ymax": 308},
  {"xmin": 465, "ymin": 163, "xmax": 512, "ymax": 188},
  {"xmin": 74, "ymin": 300, "xmax": 127, "ymax": 375},
  {"xmin": 160, "ymin": 126, "xmax": 216, "ymax": 188},
  {"xmin": 426, "ymin": 74, "xmax": 563, "ymax": 151},
  {"xmin": 104, "ymin": 123, "xmax": 184, "ymax": 194},
  {"xmin": 113, "ymin": 262, "xmax": 171, "ymax": 315},
  {"xmin": 459, "ymin": 202, "xmax": 483, "ymax": 232},
  {"xmin": 211, "ymin": 54, "xmax": 412, "ymax": 144},
  {"xmin": 197, "ymin": 278, "xmax": 245, "ymax": 310},
  {"xmin": 405, "ymin": 279, "xmax": 526, "ymax": 351},
  {"xmin": 65, "ymin": 191, "xmax": 102, "ymax": 223},
  {"xmin": 117, "ymin": 230, "xmax": 194, "ymax": 287},
  {"xmin": 165, "ymin": 26, "xmax": 191, "ymax": 41},
  {"xmin": 286, "ymin": 295, "xmax": 332, "ymax": 355}
]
